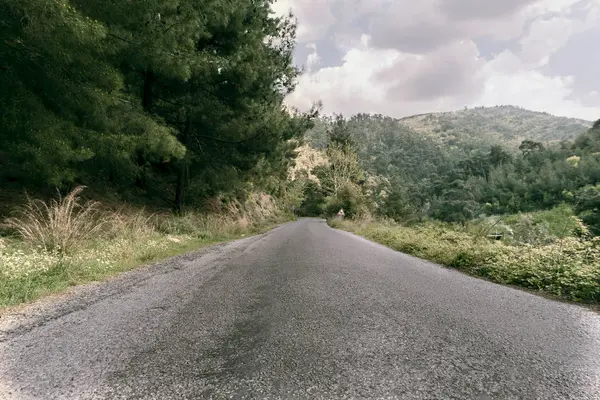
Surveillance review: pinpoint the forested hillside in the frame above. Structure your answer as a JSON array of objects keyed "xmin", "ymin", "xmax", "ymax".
[
  {"xmin": 400, "ymin": 106, "xmax": 592, "ymax": 148},
  {"xmin": 300, "ymin": 112, "xmax": 600, "ymax": 234},
  {"xmin": 298, "ymin": 113, "xmax": 600, "ymax": 302}
]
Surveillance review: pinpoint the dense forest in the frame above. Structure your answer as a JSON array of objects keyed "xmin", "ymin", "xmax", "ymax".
[
  {"xmin": 0, "ymin": 0, "xmax": 317, "ymax": 213},
  {"xmin": 299, "ymin": 111, "xmax": 600, "ymax": 235}
]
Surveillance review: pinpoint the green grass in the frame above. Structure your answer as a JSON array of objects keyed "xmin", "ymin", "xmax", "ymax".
[
  {"xmin": 0, "ymin": 187, "xmax": 289, "ymax": 309},
  {"xmin": 502, "ymin": 203, "xmax": 580, "ymax": 238},
  {"xmin": 330, "ymin": 218, "xmax": 600, "ymax": 304},
  {"xmin": 0, "ymin": 222, "xmax": 283, "ymax": 309}
]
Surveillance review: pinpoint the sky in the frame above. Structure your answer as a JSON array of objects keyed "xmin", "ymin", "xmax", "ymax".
[{"xmin": 271, "ymin": 0, "xmax": 600, "ymax": 120}]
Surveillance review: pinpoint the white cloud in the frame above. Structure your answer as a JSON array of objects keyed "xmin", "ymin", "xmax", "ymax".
[
  {"xmin": 277, "ymin": 0, "xmax": 600, "ymax": 120},
  {"xmin": 272, "ymin": 0, "xmax": 336, "ymax": 43},
  {"xmin": 375, "ymin": 40, "xmax": 486, "ymax": 102},
  {"xmin": 524, "ymin": 0, "xmax": 585, "ymax": 15},
  {"xmin": 474, "ymin": 58, "xmax": 599, "ymax": 120},
  {"xmin": 519, "ymin": 17, "xmax": 576, "ymax": 66},
  {"xmin": 287, "ymin": 43, "xmax": 398, "ymax": 114}
]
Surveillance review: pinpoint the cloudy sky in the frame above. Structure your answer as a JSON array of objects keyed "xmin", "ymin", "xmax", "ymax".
[{"xmin": 271, "ymin": 0, "xmax": 600, "ymax": 120}]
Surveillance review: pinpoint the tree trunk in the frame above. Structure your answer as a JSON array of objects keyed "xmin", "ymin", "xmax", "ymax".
[
  {"xmin": 142, "ymin": 70, "xmax": 155, "ymax": 113},
  {"xmin": 174, "ymin": 113, "xmax": 191, "ymax": 213},
  {"xmin": 174, "ymin": 162, "xmax": 188, "ymax": 214}
]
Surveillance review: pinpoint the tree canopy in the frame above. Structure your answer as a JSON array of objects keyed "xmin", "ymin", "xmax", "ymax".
[
  {"xmin": 301, "ymin": 114, "xmax": 600, "ymax": 233},
  {"xmin": 0, "ymin": 0, "xmax": 317, "ymax": 211}
]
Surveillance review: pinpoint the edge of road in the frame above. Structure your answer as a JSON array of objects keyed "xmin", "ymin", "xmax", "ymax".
[
  {"xmin": 0, "ymin": 222, "xmax": 295, "ymax": 341},
  {"xmin": 327, "ymin": 220, "xmax": 600, "ymax": 314},
  {"xmin": 7, "ymin": 216, "xmax": 594, "ymax": 342}
]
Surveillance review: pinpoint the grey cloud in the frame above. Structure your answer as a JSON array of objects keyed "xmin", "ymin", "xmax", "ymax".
[
  {"xmin": 293, "ymin": 46, "xmax": 313, "ymax": 69},
  {"xmin": 439, "ymin": 0, "xmax": 536, "ymax": 20},
  {"xmin": 546, "ymin": 23, "xmax": 600, "ymax": 94},
  {"xmin": 370, "ymin": 18, "xmax": 462, "ymax": 54},
  {"xmin": 375, "ymin": 42, "xmax": 485, "ymax": 102},
  {"xmin": 290, "ymin": 0, "xmax": 384, "ymax": 44},
  {"xmin": 474, "ymin": 35, "xmax": 519, "ymax": 60},
  {"xmin": 288, "ymin": 0, "xmax": 337, "ymax": 42},
  {"xmin": 367, "ymin": 1, "xmax": 462, "ymax": 53},
  {"xmin": 398, "ymin": 59, "xmax": 479, "ymax": 100},
  {"xmin": 367, "ymin": 0, "xmax": 530, "ymax": 54},
  {"xmin": 293, "ymin": 39, "xmax": 344, "ymax": 70}
]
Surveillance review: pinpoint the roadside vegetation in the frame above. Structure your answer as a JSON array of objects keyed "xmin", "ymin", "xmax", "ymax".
[
  {"xmin": 329, "ymin": 208, "xmax": 600, "ymax": 304},
  {"xmin": 0, "ymin": 186, "xmax": 290, "ymax": 308}
]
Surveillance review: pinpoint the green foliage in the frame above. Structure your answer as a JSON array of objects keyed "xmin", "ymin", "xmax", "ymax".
[
  {"xmin": 323, "ymin": 183, "xmax": 369, "ymax": 219},
  {"xmin": 574, "ymin": 185, "xmax": 600, "ymax": 235},
  {"xmin": 334, "ymin": 220, "xmax": 600, "ymax": 304},
  {"xmin": 298, "ymin": 180, "xmax": 326, "ymax": 217},
  {"xmin": 328, "ymin": 114, "xmax": 355, "ymax": 148},
  {"xmin": 510, "ymin": 215, "xmax": 555, "ymax": 246},
  {"xmin": 1, "ymin": 0, "xmax": 316, "ymax": 211},
  {"xmin": 314, "ymin": 141, "xmax": 365, "ymax": 197},
  {"xmin": 378, "ymin": 182, "xmax": 421, "ymax": 224},
  {"xmin": 305, "ymin": 112, "xmax": 600, "ymax": 231},
  {"xmin": 573, "ymin": 119, "xmax": 600, "ymax": 153},
  {"xmin": 0, "ymin": 0, "xmax": 186, "ymax": 189}
]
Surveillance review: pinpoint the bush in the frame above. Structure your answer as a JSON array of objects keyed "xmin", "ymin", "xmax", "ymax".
[
  {"xmin": 298, "ymin": 180, "xmax": 326, "ymax": 217},
  {"xmin": 324, "ymin": 183, "xmax": 369, "ymax": 219},
  {"xmin": 574, "ymin": 185, "xmax": 600, "ymax": 235},
  {"xmin": 332, "ymin": 219, "xmax": 600, "ymax": 304},
  {"xmin": 511, "ymin": 214, "xmax": 555, "ymax": 245}
]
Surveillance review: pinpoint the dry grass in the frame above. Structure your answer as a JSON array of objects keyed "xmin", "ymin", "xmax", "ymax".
[
  {"xmin": 0, "ymin": 188, "xmax": 289, "ymax": 307},
  {"xmin": 110, "ymin": 205, "xmax": 155, "ymax": 239},
  {"xmin": 5, "ymin": 186, "xmax": 109, "ymax": 253}
]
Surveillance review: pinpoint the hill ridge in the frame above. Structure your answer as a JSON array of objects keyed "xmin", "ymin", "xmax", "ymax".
[{"xmin": 397, "ymin": 105, "xmax": 592, "ymax": 125}]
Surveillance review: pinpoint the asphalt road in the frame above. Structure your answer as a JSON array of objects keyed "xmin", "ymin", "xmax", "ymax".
[{"xmin": 1, "ymin": 218, "xmax": 600, "ymax": 399}]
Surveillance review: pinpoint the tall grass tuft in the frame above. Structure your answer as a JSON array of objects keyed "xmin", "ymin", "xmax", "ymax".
[{"xmin": 5, "ymin": 186, "xmax": 109, "ymax": 253}]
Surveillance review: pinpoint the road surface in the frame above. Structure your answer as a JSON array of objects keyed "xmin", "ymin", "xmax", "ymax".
[{"xmin": 1, "ymin": 218, "xmax": 599, "ymax": 399}]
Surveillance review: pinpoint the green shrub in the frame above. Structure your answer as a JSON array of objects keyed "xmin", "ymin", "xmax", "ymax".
[
  {"xmin": 332, "ymin": 219, "xmax": 600, "ymax": 304},
  {"xmin": 324, "ymin": 183, "xmax": 370, "ymax": 219}
]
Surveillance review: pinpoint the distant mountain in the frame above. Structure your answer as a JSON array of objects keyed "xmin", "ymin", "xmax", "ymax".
[
  {"xmin": 301, "ymin": 106, "xmax": 597, "ymax": 193},
  {"xmin": 397, "ymin": 105, "xmax": 593, "ymax": 148}
]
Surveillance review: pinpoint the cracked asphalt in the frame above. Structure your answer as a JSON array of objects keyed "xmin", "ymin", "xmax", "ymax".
[{"xmin": 1, "ymin": 218, "xmax": 599, "ymax": 399}]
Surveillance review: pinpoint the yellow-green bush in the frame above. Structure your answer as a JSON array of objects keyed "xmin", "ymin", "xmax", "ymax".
[{"xmin": 333, "ymin": 219, "xmax": 600, "ymax": 304}]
